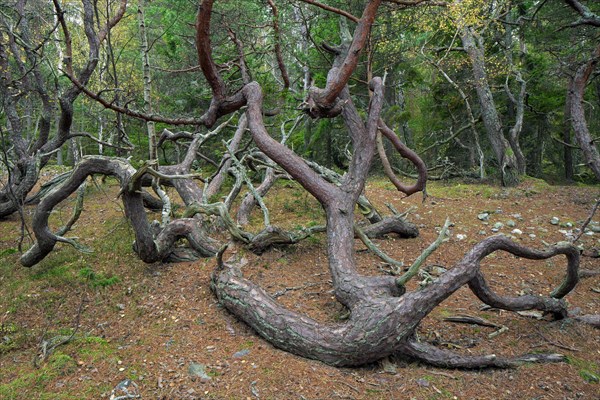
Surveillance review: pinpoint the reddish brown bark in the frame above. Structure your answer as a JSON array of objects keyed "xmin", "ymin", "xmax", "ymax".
[
  {"xmin": 305, "ymin": 0, "xmax": 382, "ymax": 117},
  {"xmin": 378, "ymin": 120, "xmax": 428, "ymax": 197}
]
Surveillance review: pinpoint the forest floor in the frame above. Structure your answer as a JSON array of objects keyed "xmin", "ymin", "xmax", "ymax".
[{"xmin": 0, "ymin": 172, "xmax": 599, "ymax": 400}]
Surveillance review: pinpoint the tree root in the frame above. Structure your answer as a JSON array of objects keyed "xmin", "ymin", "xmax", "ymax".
[
  {"xmin": 211, "ymin": 234, "xmax": 581, "ymax": 368},
  {"xmin": 573, "ymin": 314, "xmax": 600, "ymax": 328},
  {"xmin": 398, "ymin": 340, "xmax": 566, "ymax": 369},
  {"xmin": 361, "ymin": 215, "xmax": 419, "ymax": 239}
]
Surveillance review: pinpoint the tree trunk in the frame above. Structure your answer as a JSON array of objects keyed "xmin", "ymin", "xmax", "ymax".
[
  {"xmin": 563, "ymin": 96, "xmax": 574, "ymax": 181},
  {"xmin": 568, "ymin": 44, "xmax": 600, "ymax": 181},
  {"xmin": 460, "ymin": 27, "xmax": 520, "ymax": 186},
  {"xmin": 529, "ymin": 118, "xmax": 545, "ymax": 178},
  {"xmin": 138, "ymin": 0, "xmax": 156, "ymax": 162},
  {"xmin": 504, "ymin": 7, "xmax": 527, "ymax": 175}
]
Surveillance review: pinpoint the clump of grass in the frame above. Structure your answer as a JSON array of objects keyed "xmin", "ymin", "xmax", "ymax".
[
  {"xmin": 566, "ymin": 356, "xmax": 600, "ymax": 384},
  {"xmin": 78, "ymin": 267, "xmax": 121, "ymax": 288},
  {"xmin": 427, "ymin": 182, "xmax": 501, "ymax": 199},
  {"xmin": 0, "ymin": 352, "xmax": 78, "ymax": 399}
]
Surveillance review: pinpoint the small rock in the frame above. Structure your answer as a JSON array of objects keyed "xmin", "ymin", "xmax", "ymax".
[
  {"xmin": 511, "ymin": 213, "xmax": 523, "ymax": 220},
  {"xmin": 455, "ymin": 234, "xmax": 467, "ymax": 241},
  {"xmin": 528, "ymin": 234, "xmax": 536, "ymax": 239},
  {"xmin": 232, "ymin": 349, "xmax": 250, "ymax": 358},
  {"xmin": 478, "ymin": 230, "xmax": 487, "ymax": 235},
  {"xmin": 416, "ymin": 378, "xmax": 430, "ymax": 387},
  {"xmin": 511, "ymin": 229, "xmax": 523, "ymax": 235},
  {"xmin": 493, "ymin": 222, "xmax": 504, "ymax": 230},
  {"xmin": 550, "ymin": 217, "xmax": 560, "ymax": 225},
  {"xmin": 381, "ymin": 357, "xmax": 397, "ymax": 374},
  {"xmin": 188, "ymin": 362, "xmax": 211, "ymax": 382},
  {"xmin": 590, "ymin": 225, "xmax": 600, "ymax": 233},
  {"xmin": 116, "ymin": 304, "xmax": 125, "ymax": 311},
  {"xmin": 109, "ymin": 379, "xmax": 140, "ymax": 400},
  {"xmin": 477, "ymin": 213, "xmax": 490, "ymax": 221},
  {"xmin": 517, "ymin": 310, "xmax": 544, "ymax": 319},
  {"xmin": 506, "ymin": 220, "xmax": 516, "ymax": 228}
]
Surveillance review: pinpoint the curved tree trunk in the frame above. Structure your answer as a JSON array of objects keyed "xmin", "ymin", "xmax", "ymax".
[
  {"xmin": 19, "ymin": 0, "xmax": 593, "ymax": 371},
  {"xmin": 205, "ymin": 114, "xmax": 248, "ymax": 201},
  {"xmin": 21, "ymin": 156, "xmax": 218, "ymax": 267},
  {"xmin": 236, "ymin": 167, "xmax": 277, "ymax": 226}
]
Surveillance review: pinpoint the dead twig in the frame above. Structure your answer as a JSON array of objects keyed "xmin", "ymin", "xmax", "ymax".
[
  {"xmin": 533, "ymin": 326, "xmax": 581, "ymax": 352},
  {"xmin": 334, "ymin": 380, "xmax": 360, "ymax": 393},
  {"xmin": 35, "ymin": 295, "xmax": 87, "ymax": 367},
  {"xmin": 443, "ymin": 314, "xmax": 502, "ymax": 328},
  {"xmin": 426, "ymin": 370, "xmax": 457, "ymax": 380},
  {"xmin": 573, "ymin": 197, "xmax": 600, "ymax": 242}
]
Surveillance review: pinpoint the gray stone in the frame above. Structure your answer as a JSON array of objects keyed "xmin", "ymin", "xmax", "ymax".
[
  {"xmin": 232, "ymin": 349, "xmax": 250, "ymax": 358},
  {"xmin": 550, "ymin": 217, "xmax": 560, "ymax": 225},
  {"xmin": 188, "ymin": 362, "xmax": 211, "ymax": 382},
  {"xmin": 416, "ymin": 378, "xmax": 430, "ymax": 387},
  {"xmin": 109, "ymin": 379, "xmax": 140, "ymax": 400},
  {"xmin": 478, "ymin": 213, "xmax": 490, "ymax": 221}
]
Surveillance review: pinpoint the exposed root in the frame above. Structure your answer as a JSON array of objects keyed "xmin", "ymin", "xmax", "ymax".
[
  {"xmin": 361, "ymin": 215, "xmax": 419, "ymax": 239},
  {"xmin": 211, "ymin": 233, "xmax": 581, "ymax": 368},
  {"xmin": 467, "ymin": 238, "xmax": 579, "ymax": 319},
  {"xmin": 399, "ymin": 340, "xmax": 566, "ymax": 369},
  {"xmin": 573, "ymin": 314, "xmax": 600, "ymax": 328}
]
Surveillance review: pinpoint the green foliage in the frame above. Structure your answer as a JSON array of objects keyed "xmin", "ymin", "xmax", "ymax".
[
  {"xmin": 78, "ymin": 267, "xmax": 121, "ymax": 288},
  {"xmin": 0, "ymin": 248, "xmax": 18, "ymax": 257},
  {"xmin": 580, "ymin": 370, "xmax": 600, "ymax": 384},
  {"xmin": 567, "ymin": 356, "xmax": 600, "ymax": 384},
  {"xmin": 0, "ymin": 352, "xmax": 78, "ymax": 400}
]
